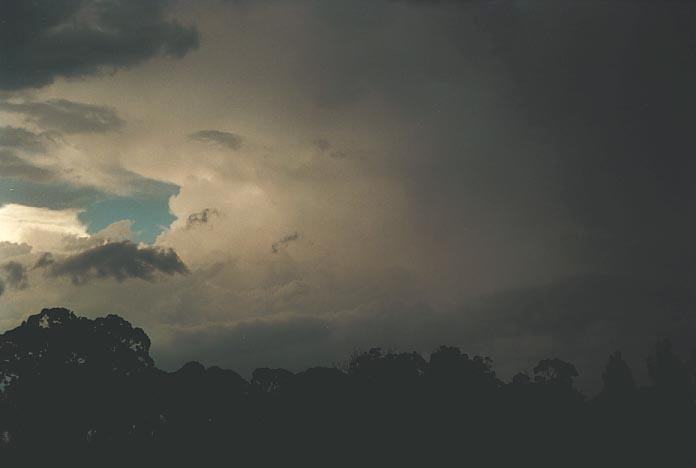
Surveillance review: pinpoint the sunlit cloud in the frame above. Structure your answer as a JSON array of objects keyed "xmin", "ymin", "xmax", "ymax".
[{"xmin": 0, "ymin": 204, "xmax": 87, "ymax": 246}]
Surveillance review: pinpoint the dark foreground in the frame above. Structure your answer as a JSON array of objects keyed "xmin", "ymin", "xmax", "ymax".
[{"xmin": 0, "ymin": 308, "xmax": 693, "ymax": 467}]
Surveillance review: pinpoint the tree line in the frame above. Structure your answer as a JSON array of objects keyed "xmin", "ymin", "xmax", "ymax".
[{"xmin": 0, "ymin": 308, "xmax": 693, "ymax": 466}]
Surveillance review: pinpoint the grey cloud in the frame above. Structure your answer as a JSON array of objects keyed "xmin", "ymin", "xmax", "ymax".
[
  {"xmin": 0, "ymin": 99, "xmax": 125, "ymax": 134},
  {"xmin": 2, "ymin": 261, "xmax": 28, "ymax": 290},
  {"xmin": 0, "ymin": 0, "xmax": 199, "ymax": 90},
  {"xmin": 45, "ymin": 241, "xmax": 189, "ymax": 285},
  {"xmin": 271, "ymin": 232, "xmax": 300, "ymax": 254},
  {"xmin": 189, "ymin": 130, "xmax": 243, "ymax": 150},
  {"xmin": 0, "ymin": 279, "xmax": 4, "ymax": 297},
  {"xmin": 186, "ymin": 208, "xmax": 220, "ymax": 229}
]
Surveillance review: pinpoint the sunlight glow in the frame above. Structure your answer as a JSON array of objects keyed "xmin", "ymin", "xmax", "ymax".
[{"xmin": 0, "ymin": 204, "xmax": 88, "ymax": 244}]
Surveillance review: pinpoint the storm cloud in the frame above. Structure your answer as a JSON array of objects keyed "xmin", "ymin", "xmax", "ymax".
[
  {"xmin": 0, "ymin": 0, "xmax": 199, "ymax": 90},
  {"xmin": 44, "ymin": 241, "xmax": 189, "ymax": 285}
]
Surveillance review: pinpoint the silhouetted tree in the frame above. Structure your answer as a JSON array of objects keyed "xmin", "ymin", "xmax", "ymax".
[
  {"xmin": 533, "ymin": 358, "xmax": 579, "ymax": 387},
  {"xmin": 648, "ymin": 339, "xmax": 693, "ymax": 406},
  {"xmin": 599, "ymin": 351, "xmax": 636, "ymax": 401},
  {"xmin": 251, "ymin": 367, "xmax": 294, "ymax": 394},
  {"xmin": 428, "ymin": 345, "xmax": 499, "ymax": 394}
]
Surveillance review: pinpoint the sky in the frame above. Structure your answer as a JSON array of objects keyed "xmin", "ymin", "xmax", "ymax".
[{"xmin": 0, "ymin": 0, "xmax": 694, "ymax": 391}]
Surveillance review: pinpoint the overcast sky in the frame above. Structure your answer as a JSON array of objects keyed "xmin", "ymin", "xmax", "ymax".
[{"xmin": 1, "ymin": 0, "xmax": 694, "ymax": 390}]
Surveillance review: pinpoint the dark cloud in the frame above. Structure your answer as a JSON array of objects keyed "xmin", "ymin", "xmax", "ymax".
[
  {"xmin": 271, "ymin": 232, "xmax": 300, "ymax": 254},
  {"xmin": 0, "ymin": 0, "xmax": 199, "ymax": 90},
  {"xmin": 189, "ymin": 130, "xmax": 243, "ymax": 150},
  {"xmin": 2, "ymin": 261, "xmax": 28, "ymax": 290},
  {"xmin": 186, "ymin": 208, "xmax": 220, "ymax": 229},
  {"xmin": 44, "ymin": 241, "xmax": 189, "ymax": 284},
  {"xmin": 0, "ymin": 99, "xmax": 125, "ymax": 134}
]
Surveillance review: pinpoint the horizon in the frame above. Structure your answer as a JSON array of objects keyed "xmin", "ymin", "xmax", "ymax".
[{"xmin": 0, "ymin": 305, "xmax": 685, "ymax": 396}]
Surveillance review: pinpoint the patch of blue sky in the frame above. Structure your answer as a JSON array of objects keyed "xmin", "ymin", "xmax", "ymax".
[
  {"xmin": 79, "ymin": 190, "xmax": 178, "ymax": 244},
  {"xmin": 0, "ymin": 177, "xmax": 180, "ymax": 244}
]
